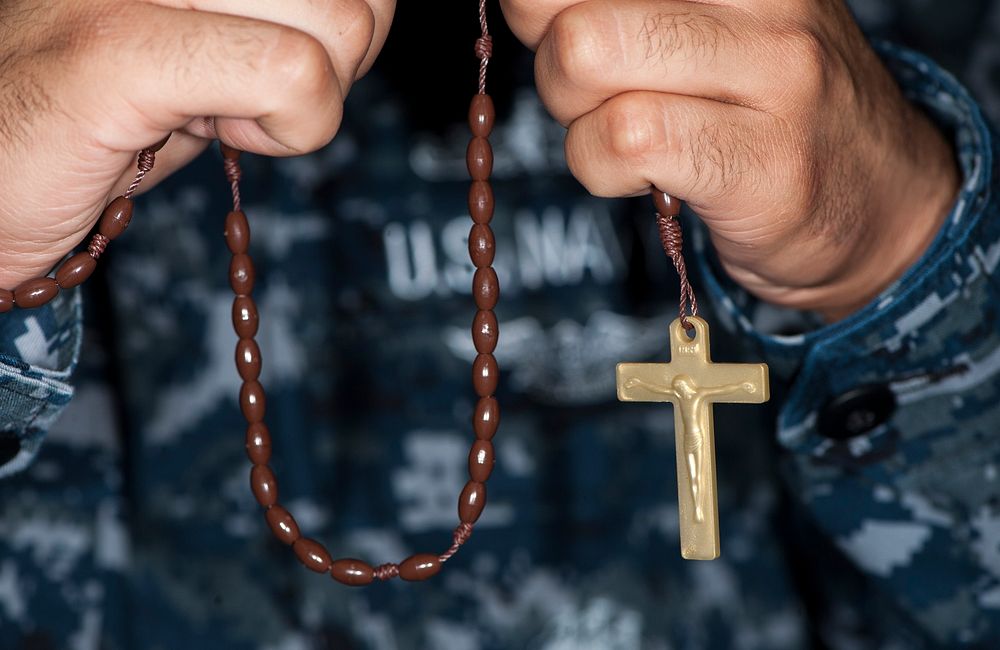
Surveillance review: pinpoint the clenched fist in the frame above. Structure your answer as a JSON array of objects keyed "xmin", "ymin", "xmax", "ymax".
[
  {"xmin": 0, "ymin": 0, "xmax": 394, "ymax": 289},
  {"xmin": 500, "ymin": 0, "xmax": 960, "ymax": 320}
]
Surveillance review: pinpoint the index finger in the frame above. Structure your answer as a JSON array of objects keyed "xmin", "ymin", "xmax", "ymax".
[
  {"xmin": 500, "ymin": 0, "xmax": 580, "ymax": 49},
  {"xmin": 500, "ymin": 0, "xmax": 769, "ymax": 49}
]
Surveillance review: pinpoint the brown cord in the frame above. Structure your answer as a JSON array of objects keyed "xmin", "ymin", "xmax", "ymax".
[
  {"xmin": 373, "ymin": 563, "xmax": 400, "ymax": 581},
  {"xmin": 124, "ymin": 149, "xmax": 156, "ymax": 199},
  {"xmin": 439, "ymin": 522, "xmax": 474, "ymax": 563},
  {"xmin": 656, "ymin": 210, "xmax": 698, "ymax": 331},
  {"xmin": 476, "ymin": 0, "xmax": 492, "ymax": 94},
  {"xmin": 223, "ymin": 157, "xmax": 242, "ymax": 212}
]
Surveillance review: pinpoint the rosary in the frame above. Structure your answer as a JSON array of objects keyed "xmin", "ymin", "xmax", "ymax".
[{"xmin": 1, "ymin": 2, "xmax": 768, "ymax": 576}]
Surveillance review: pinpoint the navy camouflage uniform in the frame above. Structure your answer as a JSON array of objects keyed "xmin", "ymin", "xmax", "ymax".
[{"xmin": 2, "ymin": 2, "xmax": 1000, "ymax": 648}]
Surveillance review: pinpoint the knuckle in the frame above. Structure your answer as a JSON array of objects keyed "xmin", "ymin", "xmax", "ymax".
[
  {"xmin": 268, "ymin": 29, "xmax": 336, "ymax": 102},
  {"xmin": 772, "ymin": 27, "xmax": 832, "ymax": 107},
  {"xmin": 605, "ymin": 98, "xmax": 660, "ymax": 164},
  {"xmin": 548, "ymin": 5, "xmax": 619, "ymax": 88},
  {"xmin": 337, "ymin": 0, "xmax": 377, "ymax": 47}
]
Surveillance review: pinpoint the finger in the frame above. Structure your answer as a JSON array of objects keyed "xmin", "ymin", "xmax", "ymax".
[
  {"xmin": 89, "ymin": 3, "xmax": 345, "ymax": 156},
  {"xmin": 535, "ymin": 0, "xmax": 769, "ymax": 126},
  {"xmin": 501, "ymin": 0, "xmax": 782, "ymax": 51},
  {"xmin": 358, "ymin": 0, "xmax": 395, "ymax": 77},
  {"xmin": 500, "ymin": 0, "xmax": 579, "ymax": 50},
  {"xmin": 565, "ymin": 91, "xmax": 786, "ymax": 243},
  {"xmin": 141, "ymin": 0, "xmax": 379, "ymax": 94},
  {"xmin": 109, "ymin": 132, "xmax": 211, "ymax": 198}
]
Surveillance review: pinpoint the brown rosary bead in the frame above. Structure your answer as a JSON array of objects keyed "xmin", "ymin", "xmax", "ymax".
[
  {"xmin": 468, "ymin": 181, "xmax": 495, "ymax": 224},
  {"xmin": 235, "ymin": 339, "xmax": 262, "ymax": 381},
  {"xmin": 265, "ymin": 505, "xmax": 301, "ymax": 545},
  {"xmin": 469, "ymin": 94, "xmax": 496, "ymax": 137},
  {"xmin": 466, "ymin": 137, "xmax": 493, "ymax": 181},
  {"xmin": 13, "ymin": 277, "xmax": 59, "ymax": 309},
  {"xmin": 469, "ymin": 440, "xmax": 495, "ymax": 483},
  {"xmin": 398, "ymin": 554, "xmax": 441, "ymax": 582},
  {"xmin": 225, "ymin": 211, "xmax": 250, "ymax": 255},
  {"xmin": 232, "ymin": 296, "xmax": 259, "ymax": 338},
  {"xmin": 472, "ymin": 267, "xmax": 499, "ymax": 310},
  {"xmin": 293, "ymin": 538, "xmax": 333, "ymax": 573},
  {"xmin": 250, "ymin": 465, "xmax": 278, "ymax": 507},
  {"xmin": 0, "ymin": 289, "xmax": 13, "ymax": 313},
  {"xmin": 220, "ymin": 142, "xmax": 242, "ymax": 160},
  {"xmin": 458, "ymin": 481, "xmax": 487, "ymax": 524},
  {"xmin": 240, "ymin": 380, "xmax": 266, "ymax": 423},
  {"xmin": 473, "ymin": 396, "xmax": 500, "ymax": 440},
  {"xmin": 331, "ymin": 559, "xmax": 375, "ymax": 586},
  {"xmin": 55, "ymin": 252, "xmax": 97, "ymax": 289},
  {"xmin": 230, "ymin": 254, "xmax": 255, "ymax": 296},
  {"xmin": 468, "ymin": 224, "xmax": 495, "ymax": 268},
  {"xmin": 245, "ymin": 422, "xmax": 272, "ymax": 465},
  {"xmin": 98, "ymin": 197, "xmax": 134, "ymax": 240},
  {"xmin": 472, "ymin": 310, "xmax": 498, "ymax": 354},
  {"xmin": 653, "ymin": 191, "xmax": 681, "ymax": 218},
  {"xmin": 472, "ymin": 353, "xmax": 499, "ymax": 397}
]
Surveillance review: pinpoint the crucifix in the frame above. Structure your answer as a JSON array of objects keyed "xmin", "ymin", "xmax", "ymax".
[{"xmin": 617, "ymin": 316, "xmax": 769, "ymax": 560}]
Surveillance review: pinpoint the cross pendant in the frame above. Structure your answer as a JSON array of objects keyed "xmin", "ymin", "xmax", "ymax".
[{"xmin": 617, "ymin": 316, "xmax": 769, "ymax": 560}]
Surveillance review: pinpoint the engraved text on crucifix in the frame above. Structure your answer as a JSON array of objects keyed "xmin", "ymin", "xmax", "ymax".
[{"xmin": 617, "ymin": 317, "xmax": 769, "ymax": 560}]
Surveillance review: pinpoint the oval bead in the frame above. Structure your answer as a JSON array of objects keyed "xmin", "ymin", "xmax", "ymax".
[
  {"xmin": 55, "ymin": 252, "xmax": 97, "ymax": 289},
  {"xmin": 468, "ymin": 224, "xmax": 495, "ymax": 268},
  {"xmin": 468, "ymin": 181, "xmax": 494, "ymax": 224},
  {"xmin": 250, "ymin": 465, "xmax": 278, "ymax": 507},
  {"xmin": 469, "ymin": 94, "xmax": 496, "ymax": 137},
  {"xmin": 0, "ymin": 289, "xmax": 13, "ymax": 313},
  {"xmin": 232, "ymin": 296, "xmax": 259, "ymax": 338},
  {"xmin": 472, "ymin": 268, "xmax": 499, "ymax": 310},
  {"xmin": 472, "ymin": 310, "xmax": 498, "ymax": 354},
  {"xmin": 225, "ymin": 210, "xmax": 250, "ymax": 255},
  {"xmin": 458, "ymin": 481, "xmax": 487, "ymax": 524},
  {"xmin": 235, "ymin": 339, "xmax": 262, "ymax": 381},
  {"xmin": 245, "ymin": 422, "xmax": 272, "ymax": 465},
  {"xmin": 472, "ymin": 353, "xmax": 498, "ymax": 397},
  {"xmin": 466, "ymin": 137, "xmax": 493, "ymax": 181},
  {"xmin": 293, "ymin": 538, "xmax": 333, "ymax": 573},
  {"xmin": 331, "ymin": 559, "xmax": 375, "ymax": 586},
  {"xmin": 653, "ymin": 191, "xmax": 681, "ymax": 218},
  {"xmin": 469, "ymin": 440, "xmax": 495, "ymax": 483},
  {"xmin": 398, "ymin": 554, "xmax": 441, "ymax": 582},
  {"xmin": 13, "ymin": 278, "xmax": 58, "ymax": 309},
  {"xmin": 230, "ymin": 254, "xmax": 255, "ymax": 296},
  {"xmin": 473, "ymin": 397, "xmax": 500, "ymax": 440},
  {"xmin": 265, "ymin": 504, "xmax": 301, "ymax": 545},
  {"xmin": 98, "ymin": 197, "xmax": 134, "ymax": 240},
  {"xmin": 220, "ymin": 142, "xmax": 242, "ymax": 160},
  {"xmin": 240, "ymin": 380, "xmax": 266, "ymax": 423}
]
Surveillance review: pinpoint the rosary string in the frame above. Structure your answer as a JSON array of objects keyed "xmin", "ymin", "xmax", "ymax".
[
  {"xmin": 653, "ymin": 192, "xmax": 698, "ymax": 332},
  {"xmin": 477, "ymin": 0, "xmax": 492, "ymax": 94}
]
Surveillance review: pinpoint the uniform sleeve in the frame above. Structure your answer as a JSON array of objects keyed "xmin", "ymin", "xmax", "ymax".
[
  {"xmin": 696, "ymin": 42, "xmax": 1000, "ymax": 643},
  {"xmin": 0, "ymin": 287, "xmax": 82, "ymax": 478}
]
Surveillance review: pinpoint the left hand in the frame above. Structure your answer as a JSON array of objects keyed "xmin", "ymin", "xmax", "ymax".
[{"xmin": 499, "ymin": 0, "xmax": 960, "ymax": 320}]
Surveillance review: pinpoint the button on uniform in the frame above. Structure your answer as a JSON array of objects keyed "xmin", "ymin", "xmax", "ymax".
[{"xmin": 818, "ymin": 385, "xmax": 897, "ymax": 440}]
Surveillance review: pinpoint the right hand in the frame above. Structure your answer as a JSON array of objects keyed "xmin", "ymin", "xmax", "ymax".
[{"xmin": 0, "ymin": 0, "xmax": 395, "ymax": 289}]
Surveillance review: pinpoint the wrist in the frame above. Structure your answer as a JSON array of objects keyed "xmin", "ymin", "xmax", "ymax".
[{"xmin": 815, "ymin": 108, "xmax": 960, "ymax": 321}]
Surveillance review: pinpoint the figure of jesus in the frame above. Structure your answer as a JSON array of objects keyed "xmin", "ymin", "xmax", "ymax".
[{"xmin": 624, "ymin": 375, "xmax": 756, "ymax": 523}]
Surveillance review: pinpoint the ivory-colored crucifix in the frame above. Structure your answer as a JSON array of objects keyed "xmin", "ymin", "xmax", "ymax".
[{"xmin": 617, "ymin": 316, "xmax": 769, "ymax": 560}]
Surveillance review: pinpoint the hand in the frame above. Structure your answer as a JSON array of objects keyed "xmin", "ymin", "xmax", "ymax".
[
  {"xmin": 500, "ymin": 0, "xmax": 960, "ymax": 320},
  {"xmin": 0, "ymin": 0, "xmax": 394, "ymax": 289}
]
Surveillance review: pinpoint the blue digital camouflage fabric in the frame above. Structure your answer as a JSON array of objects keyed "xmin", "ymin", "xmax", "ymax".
[{"xmin": 2, "ymin": 2, "xmax": 1000, "ymax": 648}]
